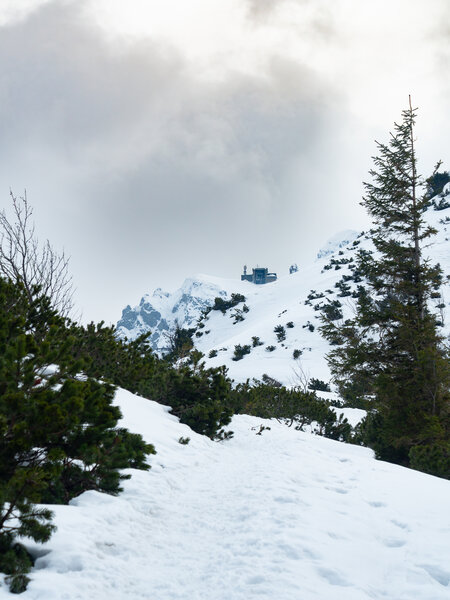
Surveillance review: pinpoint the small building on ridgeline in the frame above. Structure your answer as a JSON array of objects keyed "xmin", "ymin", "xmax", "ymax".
[{"xmin": 241, "ymin": 265, "xmax": 277, "ymax": 285}]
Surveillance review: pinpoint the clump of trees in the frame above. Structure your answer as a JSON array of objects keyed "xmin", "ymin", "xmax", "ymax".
[
  {"xmin": 321, "ymin": 99, "xmax": 450, "ymax": 478},
  {"xmin": 426, "ymin": 169, "xmax": 450, "ymax": 210},
  {"xmin": 308, "ymin": 378, "xmax": 331, "ymax": 392},
  {"xmin": 232, "ymin": 344, "xmax": 251, "ymax": 361},
  {"xmin": 209, "ymin": 293, "xmax": 246, "ymax": 314},
  {"xmin": 234, "ymin": 380, "xmax": 351, "ymax": 441},
  {"xmin": 0, "ymin": 277, "xmax": 154, "ymax": 592}
]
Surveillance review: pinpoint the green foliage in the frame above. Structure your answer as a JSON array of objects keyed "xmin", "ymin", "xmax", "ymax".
[
  {"xmin": 251, "ymin": 336, "xmax": 263, "ymax": 347},
  {"xmin": 261, "ymin": 374, "xmax": 282, "ymax": 388},
  {"xmin": 321, "ymin": 103, "xmax": 450, "ymax": 477},
  {"xmin": 308, "ymin": 378, "xmax": 331, "ymax": 392},
  {"xmin": 305, "ymin": 290, "xmax": 325, "ymax": 305},
  {"xmin": 274, "ymin": 325, "xmax": 286, "ymax": 342},
  {"xmin": 321, "ymin": 300, "xmax": 343, "ymax": 321},
  {"xmin": 286, "ymin": 321, "xmax": 294, "ymax": 328},
  {"xmin": 238, "ymin": 382, "xmax": 351, "ymax": 441},
  {"xmin": 208, "ymin": 349, "xmax": 218, "ymax": 358},
  {"xmin": 0, "ymin": 540, "xmax": 34, "ymax": 594},
  {"xmin": 0, "ymin": 278, "xmax": 154, "ymax": 590},
  {"xmin": 303, "ymin": 321, "xmax": 315, "ymax": 332},
  {"xmin": 409, "ymin": 440, "xmax": 450, "ymax": 479},
  {"xmin": 433, "ymin": 196, "xmax": 450, "ymax": 211},
  {"xmin": 231, "ymin": 309, "xmax": 245, "ymax": 324},
  {"xmin": 212, "ymin": 293, "xmax": 246, "ymax": 314},
  {"xmin": 68, "ymin": 320, "xmax": 235, "ymax": 440},
  {"xmin": 232, "ymin": 344, "xmax": 251, "ymax": 361},
  {"xmin": 163, "ymin": 364, "xmax": 233, "ymax": 439},
  {"xmin": 266, "ymin": 345, "xmax": 276, "ymax": 352},
  {"xmin": 164, "ymin": 324, "xmax": 195, "ymax": 362},
  {"xmin": 335, "ymin": 280, "xmax": 352, "ymax": 297},
  {"xmin": 425, "ymin": 169, "xmax": 450, "ymax": 208},
  {"xmin": 292, "ymin": 349, "xmax": 302, "ymax": 359}
]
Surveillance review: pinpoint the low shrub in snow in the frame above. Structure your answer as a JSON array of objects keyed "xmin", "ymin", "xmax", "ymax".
[
  {"xmin": 252, "ymin": 336, "xmax": 264, "ymax": 347},
  {"xmin": 237, "ymin": 381, "xmax": 352, "ymax": 441},
  {"xmin": 232, "ymin": 344, "xmax": 251, "ymax": 361},
  {"xmin": 308, "ymin": 378, "xmax": 331, "ymax": 392},
  {"xmin": 274, "ymin": 325, "xmax": 286, "ymax": 342}
]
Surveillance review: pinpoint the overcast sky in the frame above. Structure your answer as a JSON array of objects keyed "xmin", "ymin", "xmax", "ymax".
[{"xmin": 0, "ymin": 0, "xmax": 449, "ymax": 323}]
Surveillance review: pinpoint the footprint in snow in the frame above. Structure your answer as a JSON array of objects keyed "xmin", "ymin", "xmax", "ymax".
[
  {"xmin": 246, "ymin": 575, "xmax": 265, "ymax": 585},
  {"xmin": 326, "ymin": 486, "xmax": 349, "ymax": 495},
  {"xmin": 317, "ymin": 567, "xmax": 351, "ymax": 587},
  {"xmin": 419, "ymin": 564, "xmax": 450, "ymax": 586},
  {"xmin": 383, "ymin": 538, "xmax": 406, "ymax": 548},
  {"xmin": 278, "ymin": 543, "xmax": 300, "ymax": 560},
  {"xmin": 273, "ymin": 495, "xmax": 296, "ymax": 504},
  {"xmin": 391, "ymin": 519, "xmax": 410, "ymax": 531}
]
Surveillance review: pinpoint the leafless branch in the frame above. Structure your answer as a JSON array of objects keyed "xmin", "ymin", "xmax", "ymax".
[
  {"xmin": 0, "ymin": 191, "xmax": 75, "ymax": 316},
  {"xmin": 291, "ymin": 359, "xmax": 310, "ymax": 393}
]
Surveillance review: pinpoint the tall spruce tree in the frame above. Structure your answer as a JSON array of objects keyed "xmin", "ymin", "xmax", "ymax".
[{"xmin": 322, "ymin": 99, "xmax": 450, "ymax": 477}]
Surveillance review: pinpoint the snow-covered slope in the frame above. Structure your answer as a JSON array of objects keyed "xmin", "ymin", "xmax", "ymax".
[
  {"xmin": 8, "ymin": 388, "xmax": 450, "ymax": 600},
  {"xmin": 117, "ymin": 201, "xmax": 450, "ymax": 387}
]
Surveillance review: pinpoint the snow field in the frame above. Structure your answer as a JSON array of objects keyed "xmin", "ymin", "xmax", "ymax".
[{"xmin": 4, "ymin": 388, "xmax": 449, "ymax": 600}]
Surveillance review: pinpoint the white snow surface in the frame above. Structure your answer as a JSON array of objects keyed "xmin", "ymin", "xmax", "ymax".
[
  {"xmin": 6, "ymin": 388, "xmax": 450, "ymax": 600},
  {"xmin": 316, "ymin": 229, "xmax": 359, "ymax": 259}
]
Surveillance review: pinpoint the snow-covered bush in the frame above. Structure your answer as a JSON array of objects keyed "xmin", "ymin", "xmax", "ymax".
[
  {"xmin": 274, "ymin": 325, "xmax": 286, "ymax": 342},
  {"xmin": 232, "ymin": 344, "xmax": 251, "ymax": 361}
]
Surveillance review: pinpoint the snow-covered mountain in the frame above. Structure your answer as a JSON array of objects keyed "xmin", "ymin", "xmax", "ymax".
[
  {"xmin": 117, "ymin": 276, "xmax": 230, "ymax": 351},
  {"xmin": 117, "ymin": 200, "xmax": 450, "ymax": 387}
]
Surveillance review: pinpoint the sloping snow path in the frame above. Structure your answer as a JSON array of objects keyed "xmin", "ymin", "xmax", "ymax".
[{"xmin": 3, "ymin": 389, "xmax": 449, "ymax": 600}]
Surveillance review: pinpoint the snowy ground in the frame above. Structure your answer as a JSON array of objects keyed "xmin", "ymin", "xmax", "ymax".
[{"xmin": 3, "ymin": 389, "xmax": 449, "ymax": 600}]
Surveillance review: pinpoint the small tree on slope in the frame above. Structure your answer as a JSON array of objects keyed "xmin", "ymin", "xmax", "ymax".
[{"xmin": 321, "ymin": 99, "xmax": 450, "ymax": 477}]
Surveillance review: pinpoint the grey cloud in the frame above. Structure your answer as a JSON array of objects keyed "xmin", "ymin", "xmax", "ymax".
[
  {"xmin": 245, "ymin": 0, "xmax": 334, "ymax": 42},
  {"xmin": 0, "ymin": 2, "xmax": 187, "ymax": 167},
  {"xmin": 245, "ymin": 0, "xmax": 285, "ymax": 21},
  {"xmin": 0, "ymin": 0, "xmax": 356, "ymax": 323}
]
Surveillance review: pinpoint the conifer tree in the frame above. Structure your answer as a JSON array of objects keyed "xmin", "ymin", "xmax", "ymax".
[
  {"xmin": 0, "ymin": 277, "xmax": 154, "ymax": 590},
  {"xmin": 322, "ymin": 99, "xmax": 450, "ymax": 477}
]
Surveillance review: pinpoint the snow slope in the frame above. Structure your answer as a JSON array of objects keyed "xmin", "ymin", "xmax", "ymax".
[
  {"xmin": 198, "ymin": 204, "xmax": 450, "ymax": 386},
  {"xmin": 117, "ymin": 202, "xmax": 450, "ymax": 388},
  {"xmin": 6, "ymin": 388, "xmax": 450, "ymax": 600}
]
